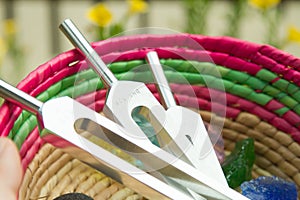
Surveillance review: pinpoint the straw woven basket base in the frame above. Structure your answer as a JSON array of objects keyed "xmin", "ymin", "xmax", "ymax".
[
  {"xmin": 19, "ymin": 110, "xmax": 300, "ymax": 199},
  {"xmin": 19, "ymin": 143, "xmax": 144, "ymax": 200}
]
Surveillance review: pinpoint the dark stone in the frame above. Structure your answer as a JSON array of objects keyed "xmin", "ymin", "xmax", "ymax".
[{"xmin": 53, "ymin": 193, "xmax": 93, "ymax": 200}]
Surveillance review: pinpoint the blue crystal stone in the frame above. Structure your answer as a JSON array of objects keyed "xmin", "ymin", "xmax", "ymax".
[{"xmin": 241, "ymin": 176, "xmax": 298, "ymax": 200}]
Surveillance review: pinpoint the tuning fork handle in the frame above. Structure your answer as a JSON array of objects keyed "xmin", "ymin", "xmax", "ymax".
[
  {"xmin": 59, "ymin": 19, "xmax": 118, "ymax": 88},
  {"xmin": 0, "ymin": 79, "xmax": 43, "ymax": 114}
]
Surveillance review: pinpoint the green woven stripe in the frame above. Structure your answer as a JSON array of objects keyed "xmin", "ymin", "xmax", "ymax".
[
  {"xmin": 293, "ymin": 104, "xmax": 300, "ymax": 114},
  {"xmin": 117, "ymin": 69, "xmax": 276, "ymax": 107},
  {"xmin": 111, "ymin": 59, "xmax": 300, "ymax": 106},
  {"xmin": 162, "ymin": 60, "xmax": 300, "ymax": 102},
  {"xmin": 10, "ymin": 59, "xmax": 300, "ymax": 148},
  {"xmin": 161, "ymin": 59, "xmax": 197, "ymax": 73},
  {"xmin": 257, "ymin": 69, "xmax": 300, "ymax": 95},
  {"xmin": 256, "ymin": 69, "xmax": 277, "ymax": 82},
  {"xmin": 108, "ymin": 60, "xmax": 145, "ymax": 73},
  {"xmin": 46, "ymin": 81, "xmax": 63, "ymax": 97},
  {"xmin": 57, "ymin": 78, "xmax": 103, "ymax": 98},
  {"xmin": 247, "ymin": 77, "xmax": 267, "ymax": 91},
  {"xmin": 162, "ymin": 59, "xmax": 300, "ymax": 113},
  {"xmin": 265, "ymin": 88, "xmax": 298, "ymax": 109},
  {"xmin": 274, "ymin": 107, "xmax": 291, "ymax": 116},
  {"xmin": 14, "ymin": 116, "xmax": 37, "ymax": 148},
  {"xmin": 113, "ymin": 60, "xmax": 296, "ymax": 113},
  {"xmin": 11, "ymin": 111, "xmax": 29, "ymax": 137},
  {"xmin": 111, "ymin": 59, "xmax": 300, "ymax": 104},
  {"xmin": 293, "ymin": 90, "xmax": 300, "ymax": 100}
]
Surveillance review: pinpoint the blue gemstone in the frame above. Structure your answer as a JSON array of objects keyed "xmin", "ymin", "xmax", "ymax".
[{"xmin": 241, "ymin": 176, "xmax": 298, "ymax": 200}]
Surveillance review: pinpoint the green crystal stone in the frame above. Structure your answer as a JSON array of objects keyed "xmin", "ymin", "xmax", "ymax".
[{"xmin": 222, "ymin": 138, "xmax": 255, "ymax": 188}]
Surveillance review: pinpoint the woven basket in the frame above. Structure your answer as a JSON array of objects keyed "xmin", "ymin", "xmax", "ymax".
[{"xmin": 0, "ymin": 34, "xmax": 300, "ymax": 199}]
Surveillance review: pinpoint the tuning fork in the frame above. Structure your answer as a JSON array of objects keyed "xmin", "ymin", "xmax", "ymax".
[{"xmin": 145, "ymin": 51, "xmax": 228, "ymax": 190}]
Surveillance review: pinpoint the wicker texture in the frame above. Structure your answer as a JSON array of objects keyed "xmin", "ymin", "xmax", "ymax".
[
  {"xmin": 0, "ymin": 34, "xmax": 299, "ymax": 199},
  {"xmin": 19, "ymin": 144, "xmax": 142, "ymax": 200}
]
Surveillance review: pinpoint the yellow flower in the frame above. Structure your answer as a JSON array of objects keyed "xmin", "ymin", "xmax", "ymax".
[
  {"xmin": 3, "ymin": 19, "xmax": 16, "ymax": 36},
  {"xmin": 249, "ymin": 0, "xmax": 280, "ymax": 10},
  {"xmin": 87, "ymin": 3, "xmax": 112, "ymax": 27},
  {"xmin": 128, "ymin": 0, "xmax": 148, "ymax": 14},
  {"xmin": 287, "ymin": 26, "xmax": 300, "ymax": 44}
]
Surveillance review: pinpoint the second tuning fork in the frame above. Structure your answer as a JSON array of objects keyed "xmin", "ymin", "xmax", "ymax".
[{"xmin": 146, "ymin": 51, "xmax": 228, "ymax": 193}]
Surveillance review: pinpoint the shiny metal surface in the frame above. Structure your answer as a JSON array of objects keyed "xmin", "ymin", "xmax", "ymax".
[
  {"xmin": 59, "ymin": 19, "xmax": 118, "ymax": 88},
  {"xmin": 146, "ymin": 51, "xmax": 177, "ymax": 109},
  {"xmin": 0, "ymin": 79, "xmax": 43, "ymax": 114},
  {"xmin": 146, "ymin": 51, "xmax": 228, "ymax": 186}
]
